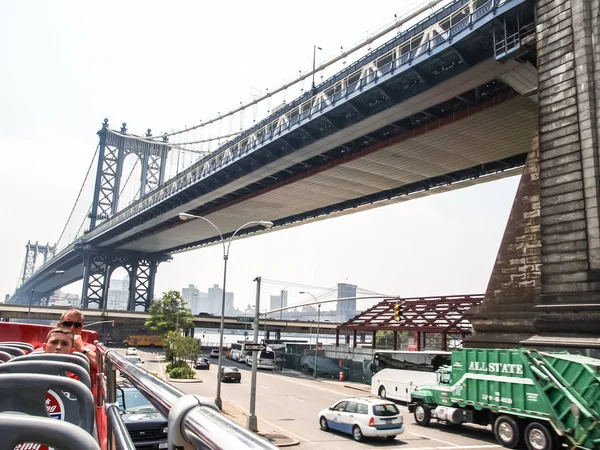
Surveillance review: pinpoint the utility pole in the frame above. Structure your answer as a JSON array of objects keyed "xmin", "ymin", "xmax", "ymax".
[
  {"xmin": 315, "ymin": 304, "xmax": 321, "ymax": 378},
  {"xmin": 247, "ymin": 276, "xmax": 261, "ymax": 432}
]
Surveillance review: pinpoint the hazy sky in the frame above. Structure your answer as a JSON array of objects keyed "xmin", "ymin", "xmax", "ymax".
[{"xmin": 0, "ymin": 1, "xmax": 520, "ymax": 312}]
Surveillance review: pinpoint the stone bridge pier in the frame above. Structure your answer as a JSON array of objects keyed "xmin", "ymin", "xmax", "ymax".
[{"xmin": 468, "ymin": 0, "xmax": 600, "ymax": 354}]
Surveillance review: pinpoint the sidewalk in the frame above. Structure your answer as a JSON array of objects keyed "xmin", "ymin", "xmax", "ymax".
[{"xmin": 221, "ymin": 399, "xmax": 300, "ymax": 447}]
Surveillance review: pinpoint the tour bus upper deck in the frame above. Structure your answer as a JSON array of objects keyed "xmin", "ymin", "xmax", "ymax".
[{"xmin": 0, "ymin": 321, "xmax": 279, "ymax": 450}]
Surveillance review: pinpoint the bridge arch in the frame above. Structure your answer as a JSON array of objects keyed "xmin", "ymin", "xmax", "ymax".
[{"xmin": 106, "ymin": 266, "xmax": 132, "ymax": 311}]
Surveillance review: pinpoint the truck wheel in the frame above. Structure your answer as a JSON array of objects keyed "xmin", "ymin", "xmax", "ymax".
[
  {"xmin": 149, "ymin": 344, "xmax": 155, "ymax": 348},
  {"xmin": 123, "ymin": 343, "xmax": 129, "ymax": 347},
  {"xmin": 379, "ymin": 386, "xmax": 387, "ymax": 399},
  {"xmin": 524, "ymin": 422, "xmax": 557, "ymax": 450},
  {"xmin": 414, "ymin": 402, "xmax": 431, "ymax": 426},
  {"xmin": 494, "ymin": 415, "xmax": 521, "ymax": 449}
]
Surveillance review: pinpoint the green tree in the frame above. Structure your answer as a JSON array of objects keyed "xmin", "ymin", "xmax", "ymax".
[
  {"xmin": 375, "ymin": 331, "xmax": 409, "ymax": 349},
  {"xmin": 145, "ymin": 290, "xmax": 195, "ymax": 337}
]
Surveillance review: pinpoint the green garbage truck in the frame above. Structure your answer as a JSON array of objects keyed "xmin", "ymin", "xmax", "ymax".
[{"xmin": 408, "ymin": 348, "xmax": 600, "ymax": 450}]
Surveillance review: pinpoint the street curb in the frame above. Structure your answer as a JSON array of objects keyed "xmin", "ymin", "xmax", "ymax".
[
  {"xmin": 343, "ymin": 384, "xmax": 370, "ymax": 392},
  {"xmin": 165, "ymin": 372, "xmax": 203, "ymax": 383}
]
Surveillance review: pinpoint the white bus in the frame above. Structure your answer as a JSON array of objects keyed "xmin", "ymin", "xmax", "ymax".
[
  {"xmin": 229, "ymin": 342, "xmax": 276, "ymax": 370},
  {"xmin": 370, "ymin": 350, "xmax": 451, "ymax": 402},
  {"xmin": 244, "ymin": 348, "xmax": 276, "ymax": 370},
  {"xmin": 229, "ymin": 342, "xmax": 247, "ymax": 362}
]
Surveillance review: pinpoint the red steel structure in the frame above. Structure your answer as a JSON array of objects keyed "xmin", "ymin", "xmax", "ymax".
[{"xmin": 335, "ymin": 295, "xmax": 483, "ymax": 351}]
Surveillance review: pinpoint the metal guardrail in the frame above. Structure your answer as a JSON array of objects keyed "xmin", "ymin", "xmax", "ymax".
[{"xmin": 98, "ymin": 345, "xmax": 279, "ymax": 450}]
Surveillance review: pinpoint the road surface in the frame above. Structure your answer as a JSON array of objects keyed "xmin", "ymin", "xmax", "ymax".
[{"xmin": 128, "ymin": 348, "xmax": 500, "ymax": 449}]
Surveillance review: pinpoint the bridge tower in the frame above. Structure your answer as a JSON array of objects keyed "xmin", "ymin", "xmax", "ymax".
[
  {"xmin": 89, "ymin": 119, "xmax": 170, "ymax": 229},
  {"xmin": 77, "ymin": 245, "xmax": 170, "ymax": 311},
  {"xmin": 20, "ymin": 241, "xmax": 56, "ymax": 285},
  {"xmin": 468, "ymin": 0, "xmax": 600, "ymax": 353},
  {"xmin": 78, "ymin": 120, "xmax": 172, "ymax": 311}
]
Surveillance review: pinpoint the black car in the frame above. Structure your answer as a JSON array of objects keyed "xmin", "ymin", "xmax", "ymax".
[
  {"xmin": 221, "ymin": 366, "xmax": 241, "ymax": 383},
  {"xmin": 194, "ymin": 357, "xmax": 210, "ymax": 370},
  {"xmin": 117, "ymin": 383, "xmax": 168, "ymax": 449}
]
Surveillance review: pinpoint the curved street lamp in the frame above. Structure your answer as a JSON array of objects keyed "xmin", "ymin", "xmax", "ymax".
[
  {"xmin": 179, "ymin": 212, "xmax": 274, "ymax": 410},
  {"xmin": 300, "ymin": 291, "xmax": 320, "ymax": 378}
]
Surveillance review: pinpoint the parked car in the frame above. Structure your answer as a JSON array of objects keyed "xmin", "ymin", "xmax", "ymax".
[
  {"xmin": 220, "ymin": 366, "xmax": 241, "ymax": 383},
  {"xmin": 318, "ymin": 397, "xmax": 404, "ymax": 442},
  {"xmin": 126, "ymin": 347, "xmax": 138, "ymax": 356},
  {"xmin": 194, "ymin": 357, "xmax": 210, "ymax": 370},
  {"xmin": 209, "ymin": 349, "xmax": 220, "ymax": 358},
  {"xmin": 117, "ymin": 382, "xmax": 168, "ymax": 449}
]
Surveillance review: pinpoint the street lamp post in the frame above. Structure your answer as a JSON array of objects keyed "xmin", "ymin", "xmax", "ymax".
[
  {"xmin": 27, "ymin": 270, "xmax": 66, "ymax": 322},
  {"xmin": 312, "ymin": 45, "xmax": 322, "ymax": 91},
  {"xmin": 300, "ymin": 291, "xmax": 320, "ymax": 378},
  {"xmin": 179, "ymin": 213, "xmax": 273, "ymax": 410}
]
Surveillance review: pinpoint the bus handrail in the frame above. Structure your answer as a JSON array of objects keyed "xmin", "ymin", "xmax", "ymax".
[{"xmin": 98, "ymin": 344, "xmax": 278, "ymax": 450}]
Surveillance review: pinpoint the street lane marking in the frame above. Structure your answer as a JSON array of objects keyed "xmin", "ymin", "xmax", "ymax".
[
  {"xmin": 261, "ymin": 385, "xmax": 270, "ymax": 390},
  {"xmin": 409, "ymin": 431, "xmax": 460, "ymax": 447},
  {"xmin": 262, "ymin": 372, "xmax": 369, "ymax": 396},
  {"xmin": 288, "ymin": 396, "xmax": 304, "ymax": 402},
  {"xmin": 227, "ymin": 398, "xmax": 316, "ymax": 445},
  {"xmin": 324, "ymin": 396, "xmax": 339, "ymax": 401},
  {"xmin": 398, "ymin": 446, "xmax": 499, "ymax": 449}
]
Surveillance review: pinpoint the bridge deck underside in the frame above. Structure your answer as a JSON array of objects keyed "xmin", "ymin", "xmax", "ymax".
[{"xmin": 122, "ymin": 95, "xmax": 537, "ymax": 254}]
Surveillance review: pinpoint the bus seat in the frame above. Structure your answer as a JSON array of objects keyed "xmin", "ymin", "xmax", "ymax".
[
  {"xmin": 0, "ymin": 360, "xmax": 91, "ymax": 389},
  {"xmin": 0, "ymin": 373, "xmax": 95, "ymax": 434},
  {"xmin": 0, "ymin": 341, "xmax": 34, "ymax": 352},
  {"xmin": 0, "ymin": 351, "xmax": 13, "ymax": 362},
  {"xmin": 11, "ymin": 352, "xmax": 90, "ymax": 372},
  {"xmin": 0, "ymin": 345, "xmax": 26, "ymax": 357},
  {"xmin": 0, "ymin": 413, "xmax": 100, "ymax": 450}
]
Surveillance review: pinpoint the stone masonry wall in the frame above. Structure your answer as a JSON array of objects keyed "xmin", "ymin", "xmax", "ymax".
[
  {"xmin": 466, "ymin": 136, "xmax": 541, "ymax": 348},
  {"xmin": 535, "ymin": 0, "xmax": 600, "ymax": 334}
]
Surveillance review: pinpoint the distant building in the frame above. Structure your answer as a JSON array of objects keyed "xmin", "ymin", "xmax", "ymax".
[
  {"xmin": 49, "ymin": 289, "xmax": 81, "ymax": 308},
  {"xmin": 106, "ymin": 277, "xmax": 130, "ymax": 310},
  {"xmin": 269, "ymin": 295, "xmax": 280, "ymax": 311},
  {"xmin": 181, "ymin": 284, "xmax": 198, "ymax": 312},
  {"xmin": 207, "ymin": 284, "xmax": 235, "ymax": 316},
  {"xmin": 268, "ymin": 290, "xmax": 288, "ymax": 318},
  {"xmin": 336, "ymin": 283, "xmax": 357, "ymax": 322},
  {"xmin": 181, "ymin": 284, "xmax": 209, "ymax": 315}
]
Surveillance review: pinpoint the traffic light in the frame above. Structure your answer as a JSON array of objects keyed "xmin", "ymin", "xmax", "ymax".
[{"xmin": 393, "ymin": 303, "xmax": 401, "ymax": 321}]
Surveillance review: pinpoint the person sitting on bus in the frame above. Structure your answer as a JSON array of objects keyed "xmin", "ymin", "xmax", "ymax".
[
  {"xmin": 57, "ymin": 308, "xmax": 98, "ymax": 370},
  {"xmin": 43, "ymin": 327, "xmax": 74, "ymax": 354},
  {"xmin": 43, "ymin": 327, "xmax": 81, "ymax": 382}
]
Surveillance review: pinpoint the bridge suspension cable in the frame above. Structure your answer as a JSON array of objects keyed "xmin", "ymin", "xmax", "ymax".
[
  {"xmin": 155, "ymin": 0, "xmax": 447, "ymax": 140},
  {"xmin": 55, "ymin": 144, "xmax": 99, "ymax": 250}
]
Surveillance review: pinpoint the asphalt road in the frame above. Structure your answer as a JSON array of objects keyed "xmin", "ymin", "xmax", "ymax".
[{"xmin": 130, "ymin": 349, "xmax": 501, "ymax": 449}]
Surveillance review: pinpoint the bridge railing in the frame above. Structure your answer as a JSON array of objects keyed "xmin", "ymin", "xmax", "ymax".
[{"xmin": 99, "ymin": 344, "xmax": 278, "ymax": 450}]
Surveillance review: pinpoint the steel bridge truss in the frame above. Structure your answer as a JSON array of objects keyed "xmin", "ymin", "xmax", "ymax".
[
  {"xmin": 84, "ymin": 0, "xmax": 535, "ymax": 254},
  {"xmin": 89, "ymin": 120, "xmax": 171, "ymax": 230},
  {"xmin": 336, "ymin": 295, "xmax": 484, "ymax": 351},
  {"xmin": 78, "ymin": 245, "xmax": 170, "ymax": 311}
]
